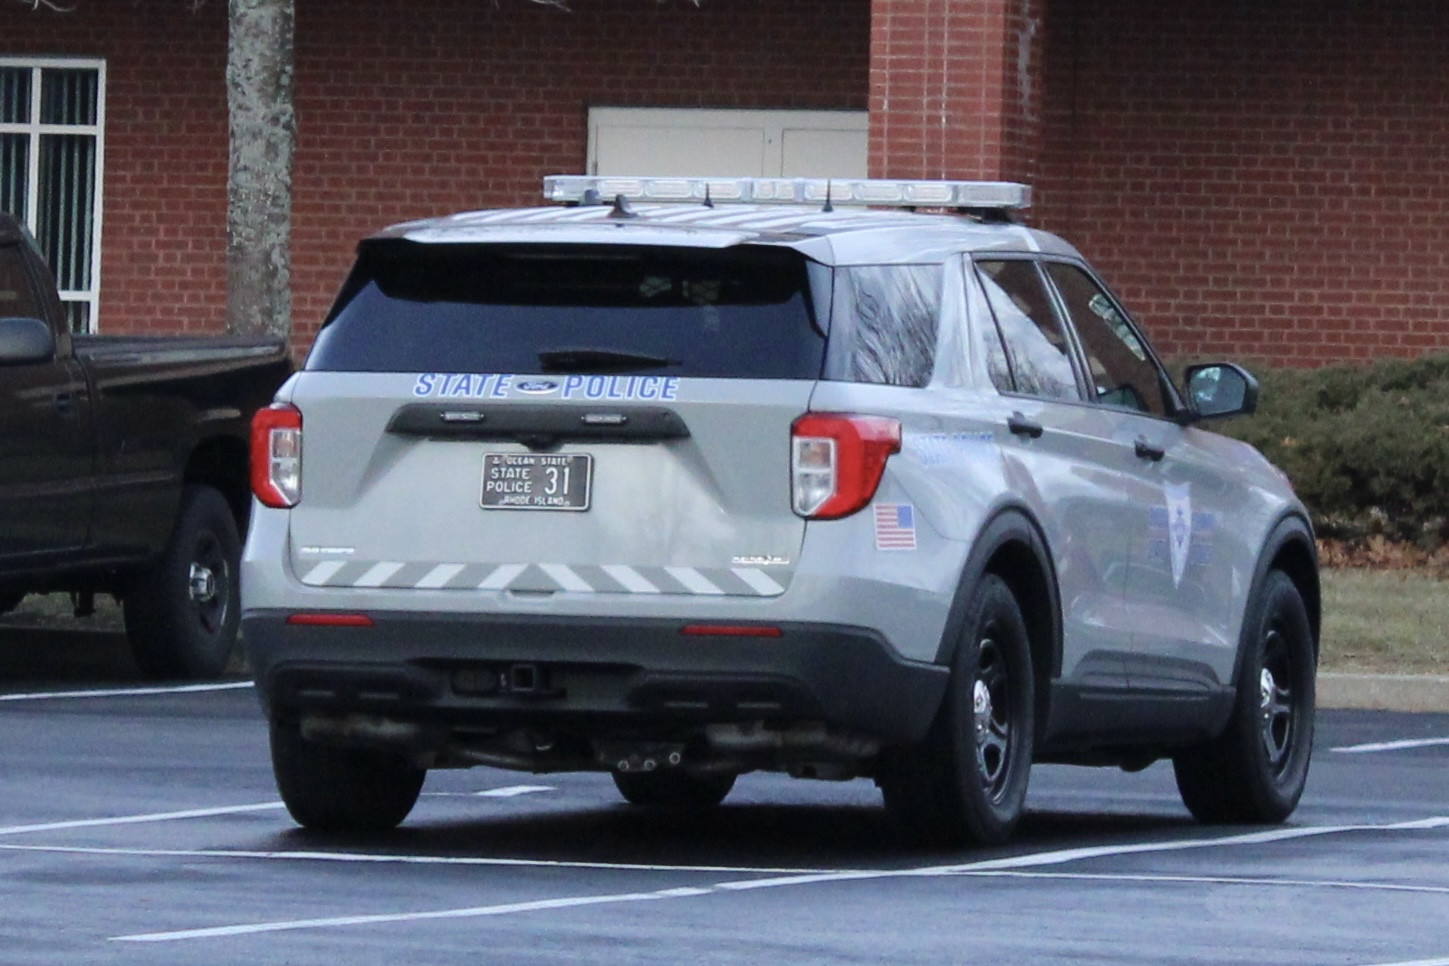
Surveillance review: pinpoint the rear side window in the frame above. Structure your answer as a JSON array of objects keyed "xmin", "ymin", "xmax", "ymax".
[
  {"xmin": 309, "ymin": 242, "xmax": 825, "ymax": 379},
  {"xmin": 824, "ymin": 264, "xmax": 941, "ymax": 388}
]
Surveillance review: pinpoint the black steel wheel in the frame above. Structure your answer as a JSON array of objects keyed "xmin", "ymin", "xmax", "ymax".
[
  {"xmin": 1173, "ymin": 569, "xmax": 1316, "ymax": 824},
  {"xmin": 123, "ymin": 485, "xmax": 241, "ymax": 680},
  {"xmin": 270, "ymin": 721, "xmax": 426, "ymax": 833},
  {"xmin": 612, "ymin": 770, "xmax": 736, "ymax": 809},
  {"xmin": 879, "ymin": 573, "xmax": 1035, "ymax": 847}
]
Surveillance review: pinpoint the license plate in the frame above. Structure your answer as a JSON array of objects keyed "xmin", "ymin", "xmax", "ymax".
[{"xmin": 480, "ymin": 453, "xmax": 593, "ymax": 511}]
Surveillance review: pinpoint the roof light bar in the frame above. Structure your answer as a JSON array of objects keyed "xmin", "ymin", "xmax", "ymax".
[{"xmin": 543, "ymin": 175, "xmax": 1030, "ymax": 211}]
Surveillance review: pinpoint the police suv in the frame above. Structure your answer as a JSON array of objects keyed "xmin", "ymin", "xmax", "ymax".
[{"xmin": 243, "ymin": 176, "xmax": 1319, "ymax": 846}]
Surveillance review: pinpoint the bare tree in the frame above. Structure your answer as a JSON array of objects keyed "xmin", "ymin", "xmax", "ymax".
[{"xmin": 226, "ymin": 0, "xmax": 294, "ymax": 342}]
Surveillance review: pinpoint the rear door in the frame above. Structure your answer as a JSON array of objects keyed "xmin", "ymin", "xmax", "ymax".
[{"xmin": 287, "ymin": 242, "xmax": 824, "ymax": 600}]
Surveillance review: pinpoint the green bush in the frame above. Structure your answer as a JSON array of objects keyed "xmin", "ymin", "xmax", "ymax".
[{"xmin": 1210, "ymin": 353, "xmax": 1449, "ymax": 549}]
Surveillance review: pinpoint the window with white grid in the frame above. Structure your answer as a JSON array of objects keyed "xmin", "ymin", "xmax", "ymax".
[{"xmin": 0, "ymin": 58, "xmax": 105, "ymax": 333}]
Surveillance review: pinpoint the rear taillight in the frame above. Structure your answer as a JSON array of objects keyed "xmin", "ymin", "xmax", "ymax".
[
  {"xmin": 251, "ymin": 403, "xmax": 303, "ymax": 508},
  {"xmin": 790, "ymin": 413, "xmax": 901, "ymax": 519}
]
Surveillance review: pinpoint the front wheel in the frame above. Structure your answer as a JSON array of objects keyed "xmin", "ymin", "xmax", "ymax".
[
  {"xmin": 879, "ymin": 573, "xmax": 1035, "ymax": 847},
  {"xmin": 123, "ymin": 485, "xmax": 241, "ymax": 680},
  {"xmin": 1173, "ymin": 570, "xmax": 1316, "ymax": 824},
  {"xmin": 270, "ymin": 721, "xmax": 426, "ymax": 832}
]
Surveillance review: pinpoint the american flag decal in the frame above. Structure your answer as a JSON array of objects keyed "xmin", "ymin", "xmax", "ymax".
[{"xmin": 873, "ymin": 503, "xmax": 918, "ymax": 551}]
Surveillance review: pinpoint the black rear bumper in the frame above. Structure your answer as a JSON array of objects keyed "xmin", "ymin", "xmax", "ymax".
[{"xmin": 243, "ymin": 610, "xmax": 948, "ymax": 745}]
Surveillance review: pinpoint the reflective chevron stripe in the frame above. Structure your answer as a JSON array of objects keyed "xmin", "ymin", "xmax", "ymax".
[{"xmin": 298, "ymin": 560, "xmax": 788, "ymax": 597}]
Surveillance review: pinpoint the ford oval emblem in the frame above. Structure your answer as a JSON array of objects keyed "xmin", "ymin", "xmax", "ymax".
[{"xmin": 515, "ymin": 379, "xmax": 560, "ymax": 394}]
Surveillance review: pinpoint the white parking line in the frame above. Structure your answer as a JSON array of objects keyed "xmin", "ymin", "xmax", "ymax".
[
  {"xmin": 0, "ymin": 842, "xmax": 832, "ymax": 876},
  {"xmin": 475, "ymin": 785, "xmax": 556, "ymax": 798},
  {"xmin": 1361, "ymin": 959, "xmax": 1449, "ymax": 966},
  {"xmin": 107, "ymin": 816, "xmax": 1449, "ymax": 943},
  {"xmin": 956, "ymin": 870, "xmax": 1449, "ymax": 896},
  {"xmin": 0, "ymin": 681, "xmax": 252, "ymax": 702},
  {"xmin": 1332, "ymin": 737, "xmax": 1449, "ymax": 754},
  {"xmin": 0, "ymin": 802, "xmax": 285, "ymax": 837}
]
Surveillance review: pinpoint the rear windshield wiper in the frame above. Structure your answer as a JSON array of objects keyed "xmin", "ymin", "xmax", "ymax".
[{"xmin": 538, "ymin": 348, "xmax": 678, "ymax": 373}]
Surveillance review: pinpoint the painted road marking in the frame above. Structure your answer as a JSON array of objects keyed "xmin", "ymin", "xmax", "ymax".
[
  {"xmin": 1361, "ymin": 960, "xmax": 1449, "ymax": 966},
  {"xmin": 106, "ymin": 816, "xmax": 1449, "ymax": 943},
  {"xmin": 0, "ymin": 803, "xmax": 285, "ymax": 837},
  {"xmin": 0, "ymin": 681, "xmax": 251, "ymax": 702},
  {"xmin": 476, "ymin": 785, "xmax": 556, "ymax": 798},
  {"xmin": 0, "ymin": 842, "xmax": 829, "ymax": 876},
  {"xmin": 1332, "ymin": 737, "xmax": 1449, "ymax": 754}
]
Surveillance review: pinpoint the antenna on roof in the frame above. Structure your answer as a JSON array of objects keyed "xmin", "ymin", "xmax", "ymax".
[
  {"xmin": 822, "ymin": 180, "xmax": 834, "ymax": 213},
  {"xmin": 703, "ymin": 184, "xmax": 714, "ymax": 209},
  {"xmin": 609, "ymin": 194, "xmax": 637, "ymax": 220}
]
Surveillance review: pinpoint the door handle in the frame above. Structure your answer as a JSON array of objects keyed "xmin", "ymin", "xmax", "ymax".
[
  {"xmin": 1007, "ymin": 412, "xmax": 1043, "ymax": 439},
  {"xmin": 53, "ymin": 391, "xmax": 76, "ymax": 417},
  {"xmin": 1134, "ymin": 437, "xmax": 1165, "ymax": 462}
]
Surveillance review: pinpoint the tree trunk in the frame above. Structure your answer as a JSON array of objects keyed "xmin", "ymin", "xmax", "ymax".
[{"xmin": 226, "ymin": 0, "xmax": 295, "ymax": 341}]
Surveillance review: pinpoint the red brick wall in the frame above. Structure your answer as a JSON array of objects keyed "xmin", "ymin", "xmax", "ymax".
[
  {"xmin": 7, "ymin": 0, "xmax": 1447, "ymax": 368},
  {"xmin": 290, "ymin": 0, "xmax": 870, "ymax": 346},
  {"xmin": 1037, "ymin": 0, "xmax": 1449, "ymax": 366},
  {"xmin": 2, "ymin": 4, "xmax": 230, "ymax": 336},
  {"xmin": 869, "ymin": 0, "xmax": 1045, "ymax": 184},
  {"xmin": 4, "ymin": 0, "xmax": 869, "ymax": 348}
]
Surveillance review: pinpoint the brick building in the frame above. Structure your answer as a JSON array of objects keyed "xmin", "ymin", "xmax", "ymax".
[{"xmin": 3, "ymin": 0, "xmax": 1446, "ymax": 365}]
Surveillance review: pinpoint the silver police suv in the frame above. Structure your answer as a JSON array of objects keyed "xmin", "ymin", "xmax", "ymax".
[{"xmin": 243, "ymin": 176, "xmax": 1319, "ymax": 845}]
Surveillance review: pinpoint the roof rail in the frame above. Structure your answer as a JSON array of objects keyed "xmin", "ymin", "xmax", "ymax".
[{"xmin": 543, "ymin": 175, "xmax": 1031, "ymax": 213}]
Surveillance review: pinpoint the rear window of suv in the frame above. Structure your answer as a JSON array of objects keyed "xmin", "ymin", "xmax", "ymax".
[{"xmin": 307, "ymin": 241, "xmax": 826, "ymax": 379}]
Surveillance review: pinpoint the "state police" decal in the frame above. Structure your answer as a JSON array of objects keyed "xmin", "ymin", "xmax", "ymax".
[{"xmin": 413, "ymin": 373, "xmax": 679, "ymax": 401}]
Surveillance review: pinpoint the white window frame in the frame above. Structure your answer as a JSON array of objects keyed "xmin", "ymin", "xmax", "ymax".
[{"xmin": 0, "ymin": 57, "xmax": 107, "ymax": 332}]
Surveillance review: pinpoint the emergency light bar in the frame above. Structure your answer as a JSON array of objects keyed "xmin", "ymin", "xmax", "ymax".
[{"xmin": 543, "ymin": 175, "xmax": 1031, "ymax": 211}]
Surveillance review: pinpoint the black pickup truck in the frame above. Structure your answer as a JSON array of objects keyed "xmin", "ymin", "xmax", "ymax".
[{"xmin": 0, "ymin": 212, "xmax": 291, "ymax": 679}]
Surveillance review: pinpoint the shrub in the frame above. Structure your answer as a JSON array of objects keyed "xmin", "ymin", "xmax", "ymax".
[{"xmin": 1207, "ymin": 353, "xmax": 1449, "ymax": 550}]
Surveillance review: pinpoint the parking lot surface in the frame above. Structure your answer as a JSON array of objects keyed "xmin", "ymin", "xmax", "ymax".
[{"xmin": 1, "ymin": 635, "xmax": 1447, "ymax": 965}]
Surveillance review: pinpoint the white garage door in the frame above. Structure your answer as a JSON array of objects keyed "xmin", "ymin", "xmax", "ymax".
[{"xmin": 588, "ymin": 108, "xmax": 868, "ymax": 179}]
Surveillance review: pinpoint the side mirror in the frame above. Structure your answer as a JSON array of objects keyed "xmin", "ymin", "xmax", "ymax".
[
  {"xmin": 1182, "ymin": 362, "xmax": 1258, "ymax": 422},
  {"xmin": 0, "ymin": 316, "xmax": 57, "ymax": 365}
]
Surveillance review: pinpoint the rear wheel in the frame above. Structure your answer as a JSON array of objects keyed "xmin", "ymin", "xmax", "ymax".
[
  {"xmin": 612, "ymin": 770, "xmax": 736, "ymax": 809},
  {"xmin": 270, "ymin": 721, "xmax": 426, "ymax": 832},
  {"xmin": 1173, "ymin": 570, "xmax": 1316, "ymax": 824},
  {"xmin": 123, "ymin": 485, "xmax": 241, "ymax": 680},
  {"xmin": 879, "ymin": 573, "xmax": 1035, "ymax": 847}
]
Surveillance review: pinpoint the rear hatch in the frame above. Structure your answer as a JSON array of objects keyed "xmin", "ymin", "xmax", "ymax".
[{"xmin": 287, "ymin": 240, "xmax": 826, "ymax": 599}]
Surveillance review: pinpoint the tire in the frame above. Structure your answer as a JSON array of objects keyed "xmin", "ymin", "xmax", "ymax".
[
  {"xmin": 879, "ymin": 573, "xmax": 1035, "ymax": 847},
  {"xmin": 1173, "ymin": 570, "xmax": 1316, "ymax": 824},
  {"xmin": 123, "ymin": 485, "xmax": 241, "ymax": 680},
  {"xmin": 270, "ymin": 721, "xmax": 426, "ymax": 832},
  {"xmin": 612, "ymin": 770, "xmax": 736, "ymax": 809}
]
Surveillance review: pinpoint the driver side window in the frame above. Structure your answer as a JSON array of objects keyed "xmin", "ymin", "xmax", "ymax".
[{"xmin": 1044, "ymin": 262, "xmax": 1171, "ymax": 417}]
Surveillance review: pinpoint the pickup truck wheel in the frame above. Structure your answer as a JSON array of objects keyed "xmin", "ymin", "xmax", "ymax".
[
  {"xmin": 879, "ymin": 573, "xmax": 1035, "ymax": 847},
  {"xmin": 611, "ymin": 770, "xmax": 736, "ymax": 809},
  {"xmin": 270, "ymin": 721, "xmax": 426, "ymax": 832},
  {"xmin": 123, "ymin": 485, "xmax": 241, "ymax": 680},
  {"xmin": 1172, "ymin": 570, "xmax": 1316, "ymax": 824}
]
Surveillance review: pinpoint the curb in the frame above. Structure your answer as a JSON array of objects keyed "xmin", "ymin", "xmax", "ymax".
[{"xmin": 1318, "ymin": 672, "xmax": 1449, "ymax": 714}]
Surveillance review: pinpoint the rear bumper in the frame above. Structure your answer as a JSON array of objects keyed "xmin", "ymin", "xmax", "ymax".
[{"xmin": 243, "ymin": 610, "xmax": 948, "ymax": 745}]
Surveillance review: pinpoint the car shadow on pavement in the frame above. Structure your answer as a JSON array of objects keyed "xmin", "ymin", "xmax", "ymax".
[
  {"xmin": 0, "ymin": 626, "xmax": 143, "ymax": 687},
  {"xmin": 267, "ymin": 799, "xmax": 1201, "ymax": 870}
]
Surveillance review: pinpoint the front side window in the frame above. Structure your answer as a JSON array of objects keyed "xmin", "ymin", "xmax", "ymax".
[
  {"xmin": 0, "ymin": 59, "xmax": 105, "ymax": 333},
  {"xmin": 1044, "ymin": 262, "xmax": 1171, "ymax": 417},
  {"xmin": 975, "ymin": 259, "xmax": 1080, "ymax": 401}
]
